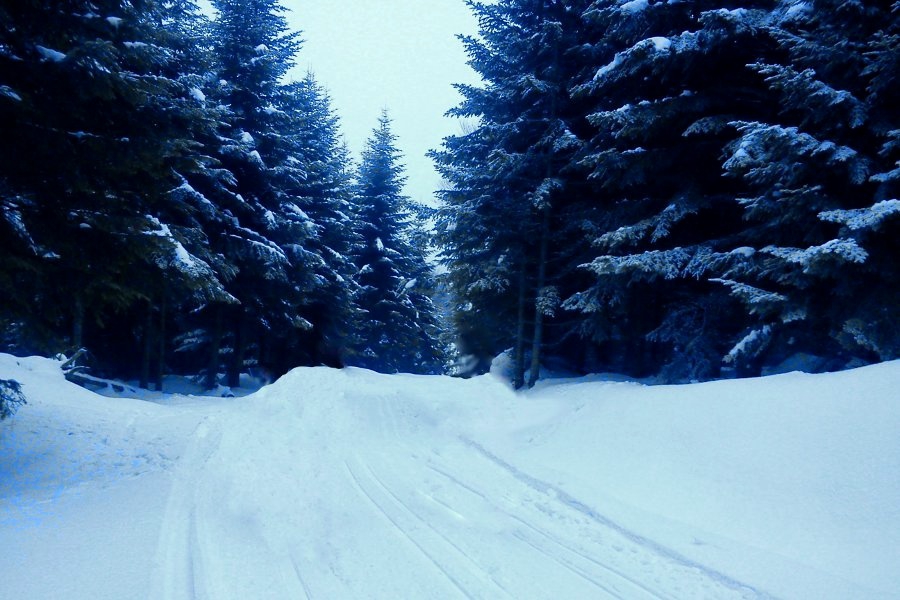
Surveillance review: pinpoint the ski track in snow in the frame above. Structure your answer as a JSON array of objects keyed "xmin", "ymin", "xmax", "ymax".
[
  {"xmin": 141, "ymin": 372, "xmax": 773, "ymax": 600},
  {"xmin": 151, "ymin": 415, "xmax": 224, "ymax": 600},
  {"xmin": 344, "ymin": 460, "xmax": 479, "ymax": 599},
  {"xmin": 458, "ymin": 436, "xmax": 773, "ymax": 600},
  {"xmin": 17, "ymin": 359, "xmax": 897, "ymax": 598},
  {"xmin": 412, "ymin": 448, "xmax": 761, "ymax": 600}
]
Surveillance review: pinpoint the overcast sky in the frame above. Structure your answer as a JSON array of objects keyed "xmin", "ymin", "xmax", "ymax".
[{"xmin": 281, "ymin": 0, "xmax": 481, "ymax": 205}]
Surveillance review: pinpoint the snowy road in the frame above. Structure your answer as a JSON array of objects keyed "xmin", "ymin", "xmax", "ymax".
[
  {"xmin": 145, "ymin": 369, "xmax": 766, "ymax": 600},
  {"xmin": 3, "ymin": 355, "xmax": 899, "ymax": 599}
]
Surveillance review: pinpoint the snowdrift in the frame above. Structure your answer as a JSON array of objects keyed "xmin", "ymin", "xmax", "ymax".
[{"xmin": 1, "ymin": 353, "xmax": 898, "ymax": 599}]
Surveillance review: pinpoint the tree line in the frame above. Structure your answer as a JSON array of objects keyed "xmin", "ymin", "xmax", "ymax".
[
  {"xmin": 2, "ymin": 0, "xmax": 897, "ymax": 392},
  {"xmin": 433, "ymin": 0, "xmax": 899, "ymax": 386},
  {"xmin": 0, "ymin": 0, "xmax": 444, "ymax": 388}
]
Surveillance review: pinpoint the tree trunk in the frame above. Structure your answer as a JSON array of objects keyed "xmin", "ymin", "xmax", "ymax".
[
  {"xmin": 259, "ymin": 326, "xmax": 276, "ymax": 374},
  {"xmin": 205, "ymin": 304, "xmax": 223, "ymax": 390},
  {"xmin": 526, "ymin": 25, "xmax": 560, "ymax": 389},
  {"xmin": 227, "ymin": 310, "xmax": 245, "ymax": 389},
  {"xmin": 527, "ymin": 212, "xmax": 550, "ymax": 388},
  {"xmin": 513, "ymin": 259, "xmax": 528, "ymax": 389},
  {"xmin": 72, "ymin": 296, "xmax": 85, "ymax": 350},
  {"xmin": 154, "ymin": 292, "xmax": 166, "ymax": 392},
  {"xmin": 140, "ymin": 300, "xmax": 153, "ymax": 389}
]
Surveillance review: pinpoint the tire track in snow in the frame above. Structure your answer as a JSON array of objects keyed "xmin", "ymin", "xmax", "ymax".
[
  {"xmin": 187, "ymin": 506, "xmax": 203, "ymax": 600},
  {"xmin": 370, "ymin": 462, "xmax": 623, "ymax": 599},
  {"xmin": 458, "ymin": 436, "xmax": 776, "ymax": 600},
  {"xmin": 344, "ymin": 459, "xmax": 475, "ymax": 599},
  {"xmin": 377, "ymin": 391, "xmax": 402, "ymax": 441}
]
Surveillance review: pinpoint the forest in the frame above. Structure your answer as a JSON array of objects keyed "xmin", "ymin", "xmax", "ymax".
[{"xmin": 1, "ymin": 0, "xmax": 898, "ymax": 392}]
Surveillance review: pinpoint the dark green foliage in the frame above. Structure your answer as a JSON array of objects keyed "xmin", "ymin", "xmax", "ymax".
[
  {"xmin": 0, "ymin": 0, "xmax": 231, "ymax": 362},
  {"xmin": 261, "ymin": 76, "xmax": 362, "ymax": 369},
  {"xmin": 565, "ymin": 0, "xmax": 782, "ymax": 381},
  {"xmin": 433, "ymin": 0, "xmax": 596, "ymax": 386},
  {"xmin": 352, "ymin": 113, "xmax": 445, "ymax": 374},
  {"xmin": 3, "ymin": 0, "xmax": 896, "ymax": 386},
  {"xmin": 711, "ymin": 0, "xmax": 900, "ymax": 368},
  {"xmin": 437, "ymin": 0, "xmax": 899, "ymax": 383},
  {"xmin": 0, "ymin": 0, "xmax": 428, "ymax": 385},
  {"xmin": 0, "ymin": 379, "xmax": 26, "ymax": 420}
]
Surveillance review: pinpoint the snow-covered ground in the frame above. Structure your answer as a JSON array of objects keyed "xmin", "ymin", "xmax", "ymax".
[{"xmin": 1, "ymin": 353, "xmax": 898, "ymax": 599}]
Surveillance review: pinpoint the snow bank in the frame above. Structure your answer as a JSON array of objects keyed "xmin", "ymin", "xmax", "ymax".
[{"xmin": 501, "ymin": 364, "xmax": 900, "ymax": 599}]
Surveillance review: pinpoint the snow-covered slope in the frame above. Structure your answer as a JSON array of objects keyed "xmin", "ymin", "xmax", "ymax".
[{"xmin": 1, "ymin": 353, "xmax": 898, "ymax": 599}]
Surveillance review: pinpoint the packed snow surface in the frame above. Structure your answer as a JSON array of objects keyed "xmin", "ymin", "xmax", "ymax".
[{"xmin": 1, "ymin": 353, "xmax": 898, "ymax": 599}]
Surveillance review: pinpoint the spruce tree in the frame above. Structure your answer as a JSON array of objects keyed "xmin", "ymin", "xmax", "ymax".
[
  {"xmin": 0, "ymin": 0, "xmax": 233, "ymax": 371},
  {"xmin": 202, "ymin": 0, "xmax": 318, "ymax": 386},
  {"xmin": 565, "ymin": 0, "xmax": 781, "ymax": 381},
  {"xmin": 432, "ymin": 0, "xmax": 593, "ymax": 386},
  {"xmin": 0, "ymin": 379, "xmax": 26, "ymax": 421},
  {"xmin": 711, "ymin": 0, "xmax": 900, "ymax": 369},
  {"xmin": 269, "ymin": 75, "xmax": 362, "ymax": 368},
  {"xmin": 352, "ymin": 112, "xmax": 444, "ymax": 374}
]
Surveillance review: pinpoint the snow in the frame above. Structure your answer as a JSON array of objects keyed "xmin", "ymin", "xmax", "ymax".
[
  {"xmin": 785, "ymin": 1, "xmax": 812, "ymax": 17},
  {"xmin": 620, "ymin": 0, "xmax": 649, "ymax": 13},
  {"xmin": 730, "ymin": 246, "xmax": 756, "ymax": 257},
  {"xmin": 649, "ymin": 37, "xmax": 671, "ymax": 52},
  {"xmin": 283, "ymin": 202, "xmax": 311, "ymax": 220},
  {"xmin": 0, "ymin": 85, "xmax": 22, "ymax": 102},
  {"xmin": 189, "ymin": 87, "xmax": 206, "ymax": 103},
  {"xmin": 2, "ymin": 353, "xmax": 899, "ymax": 599},
  {"xmin": 763, "ymin": 238, "xmax": 869, "ymax": 268},
  {"xmin": 1, "ymin": 204, "xmax": 31, "ymax": 243},
  {"xmin": 35, "ymin": 45, "xmax": 67, "ymax": 62},
  {"xmin": 595, "ymin": 35, "xmax": 680, "ymax": 79},
  {"xmin": 723, "ymin": 325, "xmax": 772, "ymax": 363},
  {"xmin": 819, "ymin": 199, "xmax": 900, "ymax": 231},
  {"xmin": 144, "ymin": 216, "xmax": 219, "ymax": 281},
  {"xmin": 106, "ymin": 16, "xmax": 123, "ymax": 28},
  {"xmin": 594, "ymin": 54, "xmax": 624, "ymax": 80}
]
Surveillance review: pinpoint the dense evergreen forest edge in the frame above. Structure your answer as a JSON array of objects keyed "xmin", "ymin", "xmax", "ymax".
[{"xmin": 1, "ymin": 0, "xmax": 898, "ymax": 404}]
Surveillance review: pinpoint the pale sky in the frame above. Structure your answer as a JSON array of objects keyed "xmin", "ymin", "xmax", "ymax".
[{"xmin": 283, "ymin": 0, "xmax": 481, "ymax": 205}]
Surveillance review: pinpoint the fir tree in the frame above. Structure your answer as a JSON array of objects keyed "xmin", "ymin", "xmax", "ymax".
[
  {"xmin": 0, "ymin": 379, "xmax": 26, "ymax": 421},
  {"xmin": 269, "ymin": 75, "xmax": 362, "ymax": 368}
]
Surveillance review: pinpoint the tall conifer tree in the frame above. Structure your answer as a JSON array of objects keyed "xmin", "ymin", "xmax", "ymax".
[
  {"xmin": 710, "ymin": 0, "xmax": 900, "ymax": 370},
  {"xmin": 353, "ymin": 112, "xmax": 444, "ymax": 373},
  {"xmin": 0, "ymin": 0, "xmax": 232, "ymax": 370},
  {"xmin": 432, "ymin": 0, "xmax": 593, "ymax": 386}
]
